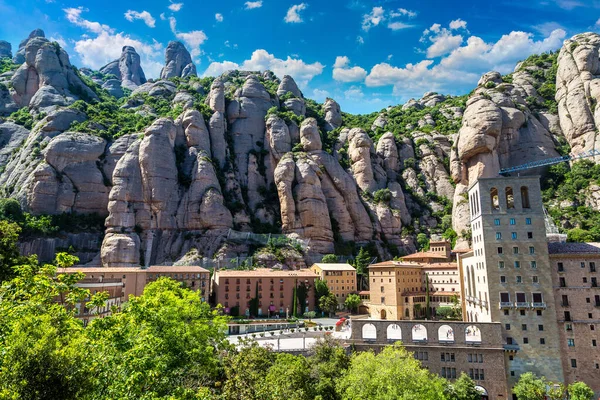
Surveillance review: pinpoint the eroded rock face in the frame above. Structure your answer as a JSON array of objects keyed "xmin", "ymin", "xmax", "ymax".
[
  {"xmin": 0, "ymin": 40, "xmax": 11, "ymax": 59},
  {"xmin": 99, "ymin": 46, "xmax": 146, "ymax": 90},
  {"xmin": 556, "ymin": 33, "xmax": 600, "ymax": 157},
  {"xmin": 451, "ymin": 68, "xmax": 559, "ymax": 248},
  {"xmin": 13, "ymin": 28, "xmax": 44, "ymax": 64},
  {"xmin": 323, "ymin": 98, "xmax": 342, "ymax": 132},
  {"xmin": 10, "ymin": 37, "xmax": 98, "ymax": 113},
  {"xmin": 160, "ymin": 41, "xmax": 197, "ymax": 79},
  {"xmin": 300, "ymin": 118, "xmax": 321, "ymax": 152}
]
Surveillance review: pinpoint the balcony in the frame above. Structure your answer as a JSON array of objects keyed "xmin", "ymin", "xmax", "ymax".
[
  {"xmin": 532, "ymin": 302, "xmax": 546, "ymax": 309},
  {"xmin": 499, "ymin": 302, "xmax": 513, "ymax": 309},
  {"xmin": 561, "ymin": 302, "xmax": 569, "ymax": 307},
  {"xmin": 503, "ymin": 344, "xmax": 520, "ymax": 352},
  {"xmin": 514, "ymin": 302, "xmax": 530, "ymax": 309}
]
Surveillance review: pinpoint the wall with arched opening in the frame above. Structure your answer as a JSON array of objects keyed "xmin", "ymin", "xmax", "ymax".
[
  {"xmin": 465, "ymin": 325, "xmax": 482, "ymax": 342},
  {"xmin": 412, "ymin": 324, "xmax": 427, "ymax": 341},
  {"xmin": 362, "ymin": 323, "xmax": 377, "ymax": 340},
  {"xmin": 387, "ymin": 324, "xmax": 402, "ymax": 341},
  {"xmin": 438, "ymin": 325, "xmax": 454, "ymax": 342}
]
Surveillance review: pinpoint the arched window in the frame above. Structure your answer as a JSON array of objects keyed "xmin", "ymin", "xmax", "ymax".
[
  {"xmin": 490, "ymin": 188, "xmax": 499, "ymax": 210},
  {"xmin": 362, "ymin": 323, "xmax": 377, "ymax": 340},
  {"xmin": 405, "ymin": 308, "xmax": 410, "ymax": 318},
  {"xmin": 521, "ymin": 186, "xmax": 530, "ymax": 209},
  {"xmin": 438, "ymin": 325, "xmax": 454, "ymax": 342},
  {"xmin": 412, "ymin": 324, "xmax": 428, "ymax": 342},
  {"xmin": 387, "ymin": 324, "xmax": 402, "ymax": 341},
  {"xmin": 505, "ymin": 187, "xmax": 514, "ymax": 209},
  {"xmin": 465, "ymin": 325, "xmax": 482, "ymax": 342}
]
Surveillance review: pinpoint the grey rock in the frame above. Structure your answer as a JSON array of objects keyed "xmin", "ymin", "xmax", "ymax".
[
  {"xmin": 160, "ymin": 41, "xmax": 196, "ymax": 79},
  {"xmin": 0, "ymin": 40, "xmax": 11, "ymax": 59},
  {"xmin": 102, "ymin": 79, "xmax": 125, "ymax": 98},
  {"xmin": 99, "ymin": 46, "xmax": 146, "ymax": 90},
  {"xmin": 13, "ymin": 28, "xmax": 45, "ymax": 64},
  {"xmin": 0, "ymin": 122, "xmax": 29, "ymax": 166},
  {"xmin": 323, "ymin": 98, "xmax": 342, "ymax": 132}
]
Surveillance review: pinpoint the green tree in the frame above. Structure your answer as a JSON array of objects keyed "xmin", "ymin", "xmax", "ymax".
[
  {"xmin": 344, "ymin": 293, "xmax": 361, "ymax": 314},
  {"xmin": 88, "ymin": 277, "xmax": 229, "ymax": 399},
  {"xmin": 249, "ymin": 281, "xmax": 259, "ymax": 317},
  {"xmin": 309, "ymin": 337, "xmax": 350, "ymax": 400},
  {"xmin": 336, "ymin": 344, "xmax": 449, "ymax": 399},
  {"xmin": 321, "ymin": 254, "xmax": 338, "ymax": 263},
  {"xmin": 222, "ymin": 341, "xmax": 275, "ymax": 400},
  {"xmin": 547, "ymin": 383, "xmax": 566, "ymax": 400},
  {"xmin": 319, "ymin": 292, "xmax": 339, "ymax": 317},
  {"xmin": 353, "ymin": 247, "xmax": 371, "ymax": 291},
  {"xmin": 315, "ymin": 278, "xmax": 330, "ymax": 313},
  {"xmin": 568, "ymin": 382, "xmax": 595, "ymax": 400},
  {"xmin": 448, "ymin": 373, "xmax": 481, "ymax": 400},
  {"xmin": 0, "ymin": 220, "xmax": 22, "ymax": 282},
  {"xmin": 296, "ymin": 281, "xmax": 311, "ymax": 315},
  {"xmin": 417, "ymin": 233, "xmax": 430, "ymax": 251},
  {"xmin": 262, "ymin": 353, "xmax": 315, "ymax": 400},
  {"xmin": 512, "ymin": 372, "xmax": 547, "ymax": 400},
  {"xmin": 303, "ymin": 311, "xmax": 316, "ymax": 321}
]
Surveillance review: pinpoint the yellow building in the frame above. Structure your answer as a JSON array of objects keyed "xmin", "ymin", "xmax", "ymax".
[{"xmin": 310, "ymin": 263, "xmax": 357, "ymax": 308}]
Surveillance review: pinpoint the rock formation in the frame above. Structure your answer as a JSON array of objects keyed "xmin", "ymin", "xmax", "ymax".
[
  {"xmin": 13, "ymin": 28, "xmax": 44, "ymax": 64},
  {"xmin": 160, "ymin": 41, "xmax": 196, "ymax": 79},
  {"xmin": 0, "ymin": 41, "xmax": 11, "ymax": 59},
  {"xmin": 99, "ymin": 46, "xmax": 146, "ymax": 90},
  {"xmin": 323, "ymin": 98, "xmax": 342, "ymax": 131}
]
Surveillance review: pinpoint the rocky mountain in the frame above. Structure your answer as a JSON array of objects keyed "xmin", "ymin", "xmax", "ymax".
[{"xmin": 1, "ymin": 29, "xmax": 599, "ymax": 266}]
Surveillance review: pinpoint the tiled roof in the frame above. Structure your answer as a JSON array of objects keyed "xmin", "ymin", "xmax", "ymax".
[
  {"xmin": 369, "ymin": 261, "xmax": 421, "ymax": 268},
  {"xmin": 548, "ymin": 242, "xmax": 600, "ymax": 255},
  {"xmin": 311, "ymin": 263, "xmax": 356, "ymax": 271},
  {"xmin": 57, "ymin": 265, "xmax": 209, "ymax": 274},
  {"xmin": 402, "ymin": 252, "xmax": 449, "ymax": 260},
  {"xmin": 421, "ymin": 262, "xmax": 458, "ymax": 269},
  {"xmin": 214, "ymin": 268, "xmax": 318, "ymax": 278}
]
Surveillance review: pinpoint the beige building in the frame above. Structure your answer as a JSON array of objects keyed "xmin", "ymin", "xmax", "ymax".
[
  {"xmin": 57, "ymin": 265, "xmax": 211, "ymax": 325},
  {"xmin": 548, "ymin": 242, "xmax": 600, "ymax": 396},
  {"xmin": 310, "ymin": 263, "xmax": 356, "ymax": 307},
  {"xmin": 460, "ymin": 176, "xmax": 564, "ymax": 391},
  {"xmin": 212, "ymin": 268, "xmax": 318, "ymax": 317}
]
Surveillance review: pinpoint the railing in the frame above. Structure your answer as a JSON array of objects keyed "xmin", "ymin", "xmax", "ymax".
[
  {"xmin": 561, "ymin": 302, "xmax": 569, "ymax": 307},
  {"xmin": 515, "ymin": 302, "xmax": 530, "ymax": 308},
  {"xmin": 503, "ymin": 344, "xmax": 520, "ymax": 351},
  {"xmin": 532, "ymin": 302, "xmax": 546, "ymax": 309},
  {"xmin": 499, "ymin": 302, "xmax": 513, "ymax": 309}
]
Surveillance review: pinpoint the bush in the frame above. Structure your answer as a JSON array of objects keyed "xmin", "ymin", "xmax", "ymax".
[{"xmin": 373, "ymin": 188, "xmax": 392, "ymax": 204}]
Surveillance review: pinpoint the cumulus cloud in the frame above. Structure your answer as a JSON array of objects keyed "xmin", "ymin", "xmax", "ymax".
[
  {"xmin": 449, "ymin": 19, "xmax": 467, "ymax": 30},
  {"xmin": 344, "ymin": 86, "xmax": 365, "ymax": 101},
  {"xmin": 245, "ymin": 1, "xmax": 262, "ymax": 9},
  {"xmin": 312, "ymin": 88, "xmax": 330, "ymax": 102},
  {"xmin": 64, "ymin": 7, "xmax": 112, "ymax": 34},
  {"xmin": 215, "ymin": 13, "xmax": 223, "ymax": 22},
  {"xmin": 366, "ymin": 28, "xmax": 567, "ymax": 99},
  {"xmin": 357, "ymin": 36, "xmax": 365, "ymax": 44},
  {"xmin": 64, "ymin": 7, "xmax": 164, "ymax": 78},
  {"xmin": 169, "ymin": 17, "xmax": 207, "ymax": 58},
  {"xmin": 284, "ymin": 3, "xmax": 307, "ymax": 23},
  {"xmin": 124, "ymin": 10, "xmax": 156, "ymax": 28},
  {"xmin": 202, "ymin": 49, "xmax": 324, "ymax": 87},
  {"xmin": 168, "ymin": 2, "xmax": 183, "ymax": 12},
  {"xmin": 421, "ymin": 21, "xmax": 467, "ymax": 58},
  {"xmin": 49, "ymin": 35, "xmax": 67, "ymax": 48},
  {"xmin": 332, "ymin": 56, "xmax": 367, "ymax": 82},
  {"xmin": 362, "ymin": 6, "xmax": 417, "ymax": 32}
]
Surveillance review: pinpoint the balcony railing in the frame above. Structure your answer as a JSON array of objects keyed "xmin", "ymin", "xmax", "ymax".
[
  {"xmin": 499, "ymin": 302, "xmax": 513, "ymax": 309},
  {"xmin": 515, "ymin": 302, "xmax": 530, "ymax": 309},
  {"xmin": 561, "ymin": 302, "xmax": 569, "ymax": 307},
  {"xmin": 503, "ymin": 344, "xmax": 520, "ymax": 352},
  {"xmin": 532, "ymin": 302, "xmax": 546, "ymax": 309}
]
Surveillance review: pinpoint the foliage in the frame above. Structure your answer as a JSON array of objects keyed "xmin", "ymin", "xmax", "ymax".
[
  {"xmin": 309, "ymin": 337, "xmax": 350, "ymax": 400},
  {"xmin": 542, "ymin": 160, "xmax": 600, "ymax": 241},
  {"xmin": 568, "ymin": 382, "xmax": 595, "ymax": 400},
  {"xmin": 512, "ymin": 372, "xmax": 547, "ymax": 400},
  {"xmin": 296, "ymin": 281, "xmax": 311, "ymax": 316},
  {"xmin": 8, "ymin": 107, "xmax": 34, "ymax": 129},
  {"xmin": 263, "ymin": 353, "xmax": 315, "ymax": 400},
  {"xmin": 353, "ymin": 247, "xmax": 371, "ymax": 291},
  {"xmin": 222, "ymin": 341, "xmax": 275, "ymax": 400},
  {"xmin": 315, "ymin": 278, "xmax": 331, "ymax": 313},
  {"xmin": 344, "ymin": 293, "xmax": 361, "ymax": 313},
  {"xmin": 336, "ymin": 344, "xmax": 450, "ymax": 400},
  {"xmin": 373, "ymin": 188, "xmax": 392, "ymax": 204},
  {"xmin": 0, "ymin": 220, "xmax": 22, "ymax": 283},
  {"xmin": 417, "ymin": 232, "xmax": 430, "ymax": 251},
  {"xmin": 447, "ymin": 373, "xmax": 482, "ymax": 400},
  {"xmin": 516, "ymin": 52, "xmax": 559, "ymax": 114},
  {"xmin": 319, "ymin": 292, "xmax": 338, "ymax": 317},
  {"xmin": 321, "ymin": 254, "xmax": 338, "ymax": 263},
  {"xmin": 0, "ymin": 57, "xmax": 19, "ymax": 74}
]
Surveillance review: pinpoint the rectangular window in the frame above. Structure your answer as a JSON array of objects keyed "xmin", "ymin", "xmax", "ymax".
[
  {"xmin": 529, "ymin": 246, "xmax": 535, "ymax": 254},
  {"xmin": 581, "ymin": 262, "xmax": 586, "ymax": 268},
  {"xmin": 571, "ymin": 359, "xmax": 577, "ymax": 368},
  {"xmin": 531, "ymin": 261, "xmax": 537, "ymax": 269},
  {"xmin": 565, "ymin": 311, "xmax": 572, "ymax": 322},
  {"xmin": 514, "ymin": 261, "xmax": 521, "ymax": 268},
  {"xmin": 499, "ymin": 261, "xmax": 505, "ymax": 268},
  {"xmin": 591, "ymin": 262, "xmax": 597, "ymax": 272},
  {"xmin": 526, "ymin": 218, "xmax": 532, "ymax": 225},
  {"xmin": 511, "ymin": 232, "xmax": 517, "ymax": 239},
  {"xmin": 497, "ymin": 247, "xmax": 503, "ymax": 254},
  {"xmin": 523, "ymin": 338, "xmax": 529, "ymax": 344},
  {"xmin": 558, "ymin": 262, "xmax": 564, "ymax": 272},
  {"xmin": 527, "ymin": 232, "xmax": 533, "ymax": 239},
  {"xmin": 532, "ymin": 276, "xmax": 538, "ymax": 284},
  {"xmin": 510, "ymin": 218, "xmax": 516, "ymax": 225},
  {"xmin": 496, "ymin": 232, "xmax": 502, "ymax": 240},
  {"xmin": 516, "ymin": 276, "xmax": 522, "ymax": 283},
  {"xmin": 494, "ymin": 218, "xmax": 500, "ymax": 226},
  {"xmin": 522, "ymin": 324, "xmax": 527, "ymax": 331},
  {"xmin": 560, "ymin": 277, "xmax": 566, "ymax": 287},
  {"xmin": 500, "ymin": 276, "xmax": 506, "ymax": 283},
  {"xmin": 505, "ymin": 323, "xmax": 511, "ymax": 330},
  {"xmin": 540, "ymin": 338, "xmax": 545, "ymax": 345},
  {"xmin": 513, "ymin": 247, "xmax": 519, "ymax": 254}
]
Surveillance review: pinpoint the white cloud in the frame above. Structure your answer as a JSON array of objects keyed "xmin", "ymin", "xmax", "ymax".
[
  {"xmin": 245, "ymin": 1, "xmax": 262, "ymax": 9},
  {"xmin": 391, "ymin": 8, "xmax": 417, "ymax": 18},
  {"xmin": 202, "ymin": 49, "xmax": 324, "ymax": 87},
  {"xmin": 554, "ymin": 0, "xmax": 584, "ymax": 9},
  {"xmin": 215, "ymin": 13, "xmax": 223, "ymax": 22},
  {"xmin": 362, "ymin": 6, "xmax": 385, "ymax": 31},
  {"xmin": 284, "ymin": 3, "xmax": 307, "ymax": 23},
  {"xmin": 312, "ymin": 88, "xmax": 330, "ymax": 102},
  {"xmin": 124, "ymin": 10, "xmax": 156, "ymax": 28},
  {"xmin": 168, "ymin": 2, "xmax": 183, "ymax": 12},
  {"xmin": 64, "ymin": 7, "xmax": 112, "ymax": 34},
  {"xmin": 344, "ymin": 86, "xmax": 365, "ymax": 101},
  {"xmin": 449, "ymin": 19, "xmax": 467, "ymax": 30},
  {"xmin": 49, "ymin": 35, "xmax": 67, "ymax": 48},
  {"xmin": 332, "ymin": 56, "xmax": 367, "ymax": 82},
  {"xmin": 596, "ymin": 18, "xmax": 600, "ymax": 28},
  {"xmin": 388, "ymin": 22, "xmax": 413, "ymax": 31},
  {"xmin": 160, "ymin": 13, "xmax": 166, "ymax": 20},
  {"xmin": 357, "ymin": 36, "xmax": 365, "ymax": 44},
  {"xmin": 64, "ymin": 7, "xmax": 164, "ymax": 78},
  {"xmin": 169, "ymin": 17, "xmax": 207, "ymax": 58},
  {"xmin": 365, "ymin": 28, "xmax": 567, "ymax": 99},
  {"xmin": 387, "ymin": 54, "xmax": 393, "ymax": 60}
]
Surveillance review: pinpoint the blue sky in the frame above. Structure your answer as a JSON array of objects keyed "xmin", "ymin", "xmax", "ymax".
[{"xmin": 1, "ymin": 0, "xmax": 599, "ymax": 114}]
